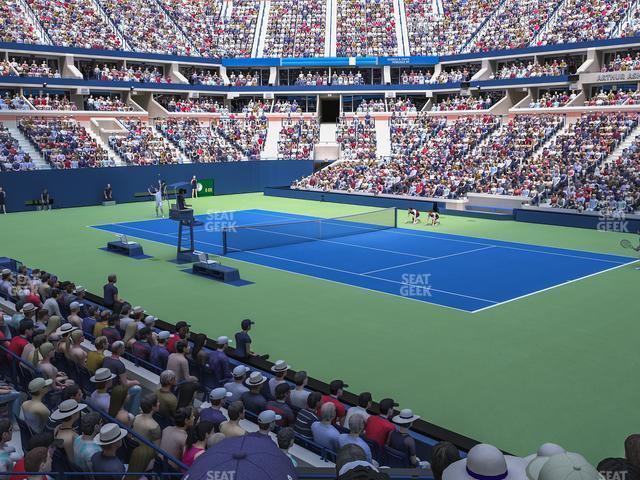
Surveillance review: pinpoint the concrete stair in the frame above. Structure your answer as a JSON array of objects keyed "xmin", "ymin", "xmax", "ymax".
[
  {"xmin": 605, "ymin": 122, "xmax": 640, "ymax": 163},
  {"xmin": 6, "ymin": 124, "xmax": 49, "ymax": 169},
  {"xmin": 393, "ymin": 0, "xmax": 410, "ymax": 55},
  {"xmin": 315, "ymin": 122, "xmax": 340, "ymax": 160},
  {"xmin": 163, "ymin": 134, "xmax": 191, "ymax": 164},
  {"xmin": 84, "ymin": 120, "xmax": 124, "ymax": 166},
  {"xmin": 374, "ymin": 118, "xmax": 390, "ymax": 158},
  {"xmin": 263, "ymin": 120, "xmax": 282, "ymax": 159},
  {"xmin": 93, "ymin": 133, "xmax": 123, "ymax": 166},
  {"xmin": 253, "ymin": 0, "xmax": 270, "ymax": 57},
  {"xmin": 527, "ymin": 120, "xmax": 569, "ymax": 167}
]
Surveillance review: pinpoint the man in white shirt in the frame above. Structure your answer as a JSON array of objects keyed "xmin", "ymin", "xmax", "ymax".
[
  {"xmin": 344, "ymin": 392, "xmax": 371, "ymax": 427},
  {"xmin": 148, "ymin": 187, "xmax": 164, "ymax": 218},
  {"xmin": 289, "ymin": 371, "xmax": 310, "ymax": 410},
  {"xmin": 118, "ymin": 304, "xmax": 134, "ymax": 332}
]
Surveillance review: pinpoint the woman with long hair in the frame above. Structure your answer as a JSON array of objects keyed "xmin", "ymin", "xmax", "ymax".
[
  {"xmin": 45, "ymin": 315, "xmax": 60, "ymax": 340},
  {"xmin": 182, "ymin": 421, "xmax": 214, "ymax": 467},
  {"xmin": 123, "ymin": 322, "xmax": 138, "ymax": 350},
  {"xmin": 109, "ymin": 385, "xmax": 135, "ymax": 428},
  {"xmin": 430, "ymin": 441, "xmax": 460, "ymax": 480}
]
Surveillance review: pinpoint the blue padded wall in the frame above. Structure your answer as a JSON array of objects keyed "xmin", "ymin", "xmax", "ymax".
[{"xmin": 0, "ymin": 161, "xmax": 313, "ymax": 212}]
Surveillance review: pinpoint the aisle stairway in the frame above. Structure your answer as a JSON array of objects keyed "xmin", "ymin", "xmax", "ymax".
[
  {"xmin": 254, "ymin": 0, "xmax": 270, "ymax": 57},
  {"xmin": 375, "ymin": 118, "xmax": 391, "ymax": 157},
  {"xmin": 316, "ymin": 122, "xmax": 340, "ymax": 160},
  {"xmin": 263, "ymin": 120, "xmax": 282, "ymax": 158},
  {"xmin": 5, "ymin": 123, "xmax": 49, "ymax": 169}
]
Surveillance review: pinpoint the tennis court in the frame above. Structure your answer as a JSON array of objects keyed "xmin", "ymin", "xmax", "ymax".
[{"xmin": 91, "ymin": 208, "xmax": 636, "ymax": 312}]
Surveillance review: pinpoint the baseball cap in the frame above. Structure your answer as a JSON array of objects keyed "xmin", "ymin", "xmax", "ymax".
[
  {"xmin": 209, "ymin": 388, "xmax": 232, "ymax": 401},
  {"xmin": 69, "ymin": 301, "xmax": 83, "ymax": 310},
  {"xmin": 74, "ymin": 286, "xmax": 86, "ymax": 293},
  {"xmin": 330, "ymin": 379, "xmax": 349, "ymax": 391},
  {"xmin": 1, "ymin": 269, "xmax": 11, "ymax": 275},
  {"xmin": 378, "ymin": 398, "xmax": 399, "ymax": 413},
  {"xmin": 158, "ymin": 331, "xmax": 170, "ymax": 340},
  {"xmin": 144, "ymin": 315, "xmax": 157, "ymax": 324},
  {"xmin": 132, "ymin": 306, "xmax": 145, "ymax": 315},
  {"xmin": 258, "ymin": 410, "xmax": 281, "ymax": 424},
  {"xmin": 241, "ymin": 319, "xmax": 254, "ymax": 329},
  {"xmin": 175, "ymin": 321, "xmax": 191, "ymax": 330},
  {"xmin": 28, "ymin": 377, "xmax": 53, "ymax": 394},
  {"xmin": 39, "ymin": 342, "xmax": 55, "ymax": 358},
  {"xmin": 216, "ymin": 336, "xmax": 230, "ymax": 345}
]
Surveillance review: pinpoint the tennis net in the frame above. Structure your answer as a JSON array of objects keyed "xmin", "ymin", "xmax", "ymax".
[{"xmin": 222, "ymin": 208, "xmax": 397, "ymax": 254}]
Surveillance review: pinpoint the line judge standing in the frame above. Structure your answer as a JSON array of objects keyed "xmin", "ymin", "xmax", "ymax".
[{"xmin": 191, "ymin": 175, "xmax": 198, "ymax": 199}]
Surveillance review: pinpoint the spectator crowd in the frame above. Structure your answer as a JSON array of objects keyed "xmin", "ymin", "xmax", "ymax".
[
  {"xmin": 89, "ymin": 64, "xmax": 172, "ymax": 84},
  {"xmin": 27, "ymin": 94, "xmax": 77, "ymax": 111},
  {"xmin": 0, "ymin": 0, "xmax": 41, "ymax": 44},
  {"xmin": 336, "ymin": 0, "xmax": 397, "ymax": 56},
  {"xmin": 431, "ymin": 93, "xmax": 501, "ymax": 111},
  {"xmin": 277, "ymin": 118, "xmax": 319, "ymax": 160},
  {"xmin": 8, "ymin": 59, "xmax": 60, "ymax": 78},
  {"xmin": 263, "ymin": 0, "xmax": 326, "ymax": 57},
  {"xmin": 526, "ymin": 91, "xmax": 576, "ymax": 108},
  {"xmin": 493, "ymin": 60, "xmax": 569, "ymax": 79},
  {"xmin": 25, "ymin": 0, "xmax": 124, "ymax": 50},
  {"xmin": 0, "ymin": 122, "xmax": 36, "ymax": 172},
  {"xmin": 109, "ymin": 119, "xmax": 178, "ymax": 165},
  {"xmin": 85, "ymin": 96, "xmax": 134, "ymax": 112},
  {"xmin": 18, "ymin": 117, "xmax": 113, "ymax": 168}
]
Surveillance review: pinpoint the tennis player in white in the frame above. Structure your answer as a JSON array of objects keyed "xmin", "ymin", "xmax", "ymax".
[{"xmin": 148, "ymin": 187, "xmax": 164, "ymax": 218}]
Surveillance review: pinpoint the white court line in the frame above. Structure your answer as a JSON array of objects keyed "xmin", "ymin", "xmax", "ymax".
[
  {"xmin": 362, "ymin": 246, "xmax": 496, "ymax": 275},
  {"xmin": 210, "ymin": 241, "xmax": 498, "ymax": 305},
  {"xmin": 470, "ymin": 259, "xmax": 640, "ymax": 313},
  {"xmin": 90, "ymin": 224, "xmax": 476, "ymax": 314},
  {"xmin": 103, "ymin": 209, "xmax": 632, "ymax": 266},
  {"xmin": 93, "ymin": 222, "xmax": 634, "ymax": 313},
  {"xmin": 248, "ymin": 210, "xmax": 629, "ymax": 265},
  {"xmin": 105, "ymin": 224, "xmax": 497, "ymax": 305}
]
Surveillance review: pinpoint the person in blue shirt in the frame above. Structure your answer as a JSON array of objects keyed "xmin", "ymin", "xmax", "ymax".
[
  {"xmin": 150, "ymin": 331, "xmax": 171, "ymax": 370},
  {"xmin": 223, "ymin": 365, "xmax": 250, "ymax": 403},
  {"xmin": 82, "ymin": 306, "xmax": 98, "ymax": 336},
  {"xmin": 312, "ymin": 402, "xmax": 340, "ymax": 452},
  {"xmin": 208, "ymin": 336, "xmax": 232, "ymax": 387},
  {"xmin": 234, "ymin": 319, "xmax": 254, "ymax": 359},
  {"xmin": 199, "ymin": 387, "xmax": 231, "ymax": 431},
  {"xmin": 338, "ymin": 413, "xmax": 372, "ymax": 463},
  {"xmin": 241, "ymin": 372, "xmax": 268, "ymax": 414},
  {"xmin": 102, "ymin": 274, "xmax": 122, "ymax": 310},
  {"xmin": 91, "ymin": 423, "xmax": 127, "ymax": 480}
]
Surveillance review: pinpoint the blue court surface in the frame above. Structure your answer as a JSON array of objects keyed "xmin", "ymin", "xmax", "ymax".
[{"xmin": 91, "ymin": 208, "xmax": 636, "ymax": 313}]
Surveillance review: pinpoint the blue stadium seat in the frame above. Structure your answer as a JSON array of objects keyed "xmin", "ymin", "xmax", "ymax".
[{"xmin": 383, "ymin": 445, "xmax": 413, "ymax": 468}]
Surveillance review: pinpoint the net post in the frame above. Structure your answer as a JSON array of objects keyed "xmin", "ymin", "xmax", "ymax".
[
  {"xmin": 393, "ymin": 207, "xmax": 398, "ymax": 228},
  {"xmin": 222, "ymin": 227, "xmax": 228, "ymax": 255}
]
